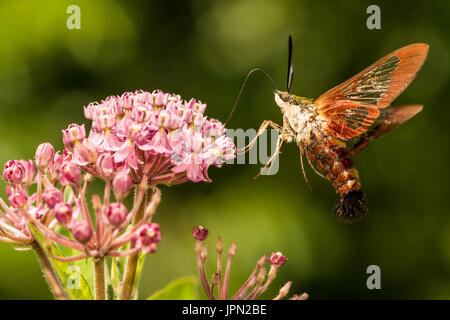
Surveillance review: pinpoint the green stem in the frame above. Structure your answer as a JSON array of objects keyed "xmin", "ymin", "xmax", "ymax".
[
  {"xmin": 32, "ymin": 241, "xmax": 67, "ymax": 300},
  {"xmin": 94, "ymin": 258, "xmax": 105, "ymax": 300},
  {"xmin": 120, "ymin": 189, "xmax": 149, "ymax": 300}
]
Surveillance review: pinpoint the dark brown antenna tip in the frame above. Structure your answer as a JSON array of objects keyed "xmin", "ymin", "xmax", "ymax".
[{"xmin": 287, "ymin": 35, "xmax": 294, "ymax": 93}]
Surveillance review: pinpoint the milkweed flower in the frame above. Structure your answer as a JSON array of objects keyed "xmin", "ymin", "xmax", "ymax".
[
  {"xmin": 76, "ymin": 90, "xmax": 236, "ymax": 185},
  {"xmin": 192, "ymin": 225, "xmax": 308, "ymax": 300},
  {"xmin": 0, "ymin": 89, "xmax": 236, "ymax": 300}
]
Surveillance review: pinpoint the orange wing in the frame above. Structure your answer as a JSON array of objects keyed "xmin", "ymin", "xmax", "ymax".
[
  {"xmin": 314, "ymin": 43, "xmax": 429, "ymax": 140},
  {"xmin": 348, "ymin": 105, "xmax": 423, "ymax": 156}
]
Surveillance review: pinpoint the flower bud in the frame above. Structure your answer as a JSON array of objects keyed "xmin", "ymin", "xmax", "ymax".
[
  {"xmin": 54, "ymin": 202, "xmax": 73, "ymax": 225},
  {"xmin": 3, "ymin": 160, "xmax": 26, "ymax": 185},
  {"xmin": 268, "ymin": 252, "xmax": 287, "ymax": 267},
  {"xmin": 107, "ymin": 202, "xmax": 128, "ymax": 228},
  {"xmin": 132, "ymin": 223, "xmax": 162, "ymax": 254},
  {"xmin": 42, "ymin": 187, "xmax": 63, "ymax": 209},
  {"xmin": 112, "ymin": 171, "xmax": 132, "ymax": 200},
  {"xmin": 192, "ymin": 225, "xmax": 208, "ymax": 241},
  {"xmin": 8, "ymin": 190, "xmax": 28, "ymax": 209},
  {"xmin": 96, "ymin": 153, "xmax": 114, "ymax": 178},
  {"xmin": 35, "ymin": 143, "xmax": 55, "ymax": 169},
  {"xmin": 70, "ymin": 220, "xmax": 92, "ymax": 244},
  {"xmin": 60, "ymin": 161, "xmax": 82, "ymax": 186}
]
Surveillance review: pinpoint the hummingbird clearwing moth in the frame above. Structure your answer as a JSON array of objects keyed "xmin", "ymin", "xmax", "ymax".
[{"xmin": 248, "ymin": 36, "xmax": 429, "ymax": 222}]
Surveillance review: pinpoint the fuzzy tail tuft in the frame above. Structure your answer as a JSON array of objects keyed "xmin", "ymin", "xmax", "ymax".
[{"xmin": 333, "ymin": 190, "xmax": 368, "ymax": 223}]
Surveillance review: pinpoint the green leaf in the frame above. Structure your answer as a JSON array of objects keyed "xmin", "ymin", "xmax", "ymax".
[
  {"xmin": 63, "ymin": 186, "xmax": 73, "ymax": 203},
  {"xmin": 147, "ymin": 276, "xmax": 199, "ymax": 300},
  {"xmin": 133, "ymin": 252, "xmax": 145, "ymax": 299},
  {"xmin": 31, "ymin": 226, "xmax": 94, "ymax": 300},
  {"xmin": 110, "ymin": 256, "xmax": 124, "ymax": 298}
]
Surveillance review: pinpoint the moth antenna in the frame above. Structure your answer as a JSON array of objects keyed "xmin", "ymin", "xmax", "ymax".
[
  {"xmin": 300, "ymin": 152, "xmax": 312, "ymax": 191},
  {"xmin": 306, "ymin": 152, "xmax": 325, "ymax": 179},
  {"xmin": 287, "ymin": 35, "xmax": 294, "ymax": 93},
  {"xmin": 225, "ymin": 68, "xmax": 277, "ymax": 125}
]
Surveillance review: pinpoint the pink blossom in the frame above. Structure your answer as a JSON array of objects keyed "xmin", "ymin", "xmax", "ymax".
[
  {"xmin": 132, "ymin": 223, "xmax": 162, "ymax": 254},
  {"xmin": 3, "ymin": 160, "xmax": 26, "ymax": 185},
  {"xmin": 42, "ymin": 187, "xmax": 63, "ymax": 209},
  {"xmin": 192, "ymin": 225, "xmax": 209, "ymax": 241},
  {"xmin": 62, "ymin": 124, "xmax": 86, "ymax": 151},
  {"xmin": 70, "ymin": 90, "xmax": 235, "ymax": 185},
  {"xmin": 8, "ymin": 190, "xmax": 28, "ymax": 209},
  {"xmin": 60, "ymin": 161, "xmax": 82, "ymax": 186},
  {"xmin": 268, "ymin": 252, "xmax": 288, "ymax": 267}
]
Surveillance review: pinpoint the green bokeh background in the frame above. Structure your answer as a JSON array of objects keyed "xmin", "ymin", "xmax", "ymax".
[{"xmin": 0, "ymin": 0, "xmax": 449, "ymax": 299}]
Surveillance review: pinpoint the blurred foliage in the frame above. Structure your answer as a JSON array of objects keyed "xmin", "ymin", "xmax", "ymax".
[{"xmin": 0, "ymin": 0, "xmax": 449, "ymax": 299}]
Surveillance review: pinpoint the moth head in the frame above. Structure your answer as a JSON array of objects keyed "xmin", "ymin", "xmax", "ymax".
[{"xmin": 274, "ymin": 90, "xmax": 294, "ymax": 109}]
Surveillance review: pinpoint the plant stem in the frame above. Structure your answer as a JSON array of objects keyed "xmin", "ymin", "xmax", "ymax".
[
  {"xmin": 32, "ymin": 241, "xmax": 67, "ymax": 300},
  {"xmin": 120, "ymin": 188, "xmax": 149, "ymax": 300},
  {"xmin": 94, "ymin": 258, "xmax": 105, "ymax": 300}
]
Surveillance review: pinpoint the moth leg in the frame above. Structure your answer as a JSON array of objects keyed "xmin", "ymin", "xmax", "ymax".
[
  {"xmin": 306, "ymin": 152, "xmax": 325, "ymax": 179},
  {"xmin": 300, "ymin": 151, "xmax": 312, "ymax": 191},
  {"xmin": 253, "ymin": 133, "xmax": 284, "ymax": 179},
  {"xmin": 239, "ymin": 120, "xmax": 283, "ymax": 154}
]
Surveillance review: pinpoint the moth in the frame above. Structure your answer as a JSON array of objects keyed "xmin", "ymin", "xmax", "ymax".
[{"xmin": 245, "ymin": 36, "xmax": 429, "ymax": 222}]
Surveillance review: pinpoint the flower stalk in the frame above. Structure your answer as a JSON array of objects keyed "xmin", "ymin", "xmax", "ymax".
[
  {"xmin": 192, "ymin": 225, "xmax": 308, "ymax": 300},
  {"xmin": 94, "ymin": 257, "xmax": 106, "ymax": 300},
  {"xmin": 32, "ymin": 240, "xmax": 67, "ymax": 300},
  {"xmin": 120, "ymin": 187, "xmax": 149, "ymax": 300}
]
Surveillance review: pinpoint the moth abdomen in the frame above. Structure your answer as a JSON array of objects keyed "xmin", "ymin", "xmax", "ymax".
[
  {"xmin": 333, "ymin": 190, "xmax": 368, "ymax": 223},
  {"xmin": 306, "ymin": 131, "xmax": 367, "ymax": 221}
]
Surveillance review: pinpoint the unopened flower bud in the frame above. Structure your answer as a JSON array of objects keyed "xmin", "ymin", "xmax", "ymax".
[
  {"xmin": 54, "ymin": 202, "xmax": 73, "ymax": 225},
  {"xmin": 70, "ymin": 220, "xmax": 92, "ymax": 244},
  {"xmin": 268, "ymin": 252, "xmax": 287, "ymax": 267},
  {"xmin": 290, "ymin": 293, "xmax": 309, "ymax": 300},
  {"xmin": 107, "ymin": 202, "xmax": 128, "ymax": 228},
  {"xmin": 112, "ymin": 171, "xmax": 132, "ymax": 200},
  {"xmin": 35, "ymin": 143, "xmax": 55, "ymax": 169},
  {"xmin": 42, "ymin": 187, "xmax": 63, "ymax": 209},
  {"xmin": 96, "ymin": 153, "xmax": 114, "ymax": 178},
  {"xmin": 211, "ymin": 272, "xmax": 219, "ymax": 286},
  {"xmin": 257, "ymin": 267, "xmax": 266, "ymax": 284},
  {"xmin": 8, "ymin": 190, "xmax": 28, "ymax": 209},
  {"xmin": 229, "ymin": 242, "xmax": 237, "ymax": 257},
  {"xmin": 60, "ymin": 161, "xmax": 82, "ymax": 186},
  {"xmin": 201, "ymin": 245, "xmax": 208, "ymax": 261},
  {"xmin": 216, "ymin": 237, "xmax": 223, "ymax": 253},
  {"xmin": 268, "ymin": 265, "xmax": 277, "ymax": 280},
  {"xmin": 192, "ymin": 225, "xmax": 208, "ymax": 241},
  {"xmin": 3, "ymin": 160, "xmax": 26, "ymax": 185},
  {"xmin": 274, "ymin": 281, "xmax": 292, "ymax": 300}
]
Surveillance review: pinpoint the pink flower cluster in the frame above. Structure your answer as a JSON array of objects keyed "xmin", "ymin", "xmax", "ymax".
[
  {"xmin": 0, "ymin": 90, "xmax": 235, "ymax": 262},
  {"xmin": 64, "ymin": 90, "xmax": 235, "ymax": 184}
]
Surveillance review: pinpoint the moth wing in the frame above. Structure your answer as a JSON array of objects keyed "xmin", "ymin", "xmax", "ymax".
[
  {"xmin": 349, "ymin": 105, "xmax": 423, "ymax": 156},
  {"xmin": 314, "ymin": 43, "xmax": 429, "ymax": 140}
]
